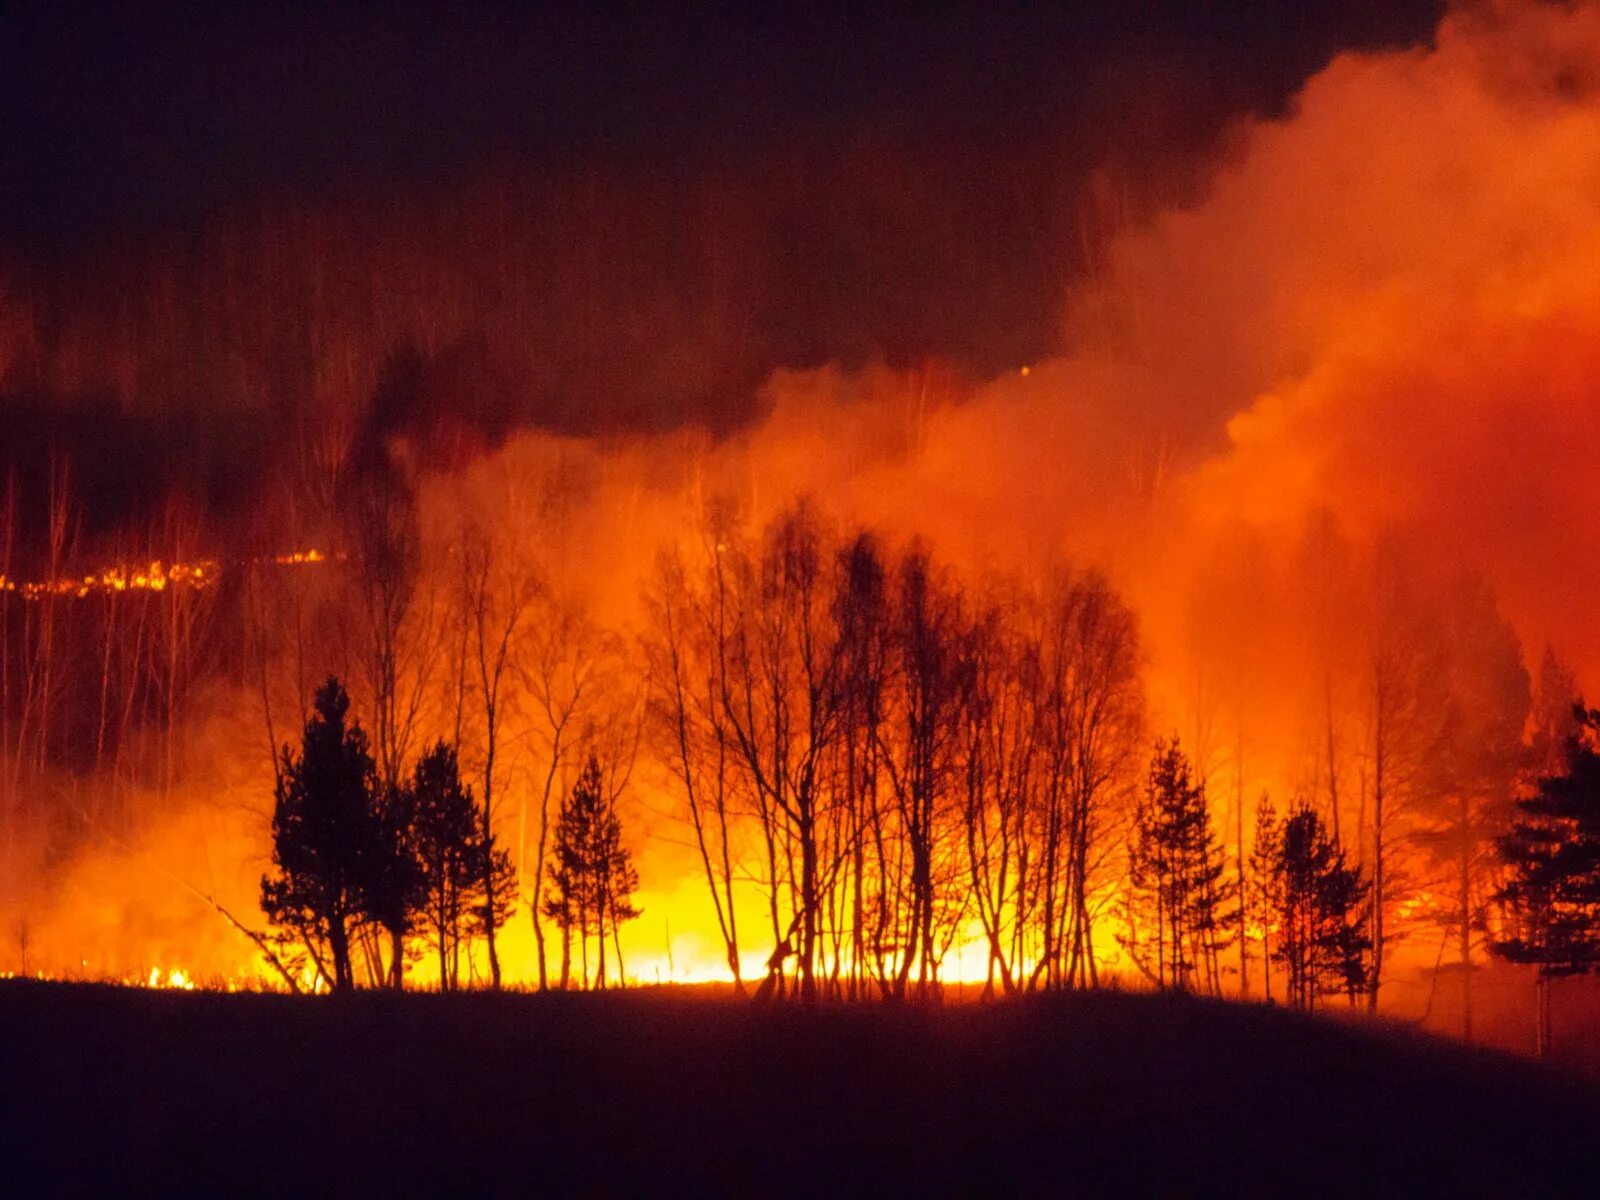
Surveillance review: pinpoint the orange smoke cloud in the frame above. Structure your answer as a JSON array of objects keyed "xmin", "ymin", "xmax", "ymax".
[{"xmin": 12, "ymin": 0, "xmax": 1600, "ymax": 1004}]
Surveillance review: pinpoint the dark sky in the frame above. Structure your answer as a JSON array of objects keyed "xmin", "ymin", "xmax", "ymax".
[
  {"xmin": 0, "ymin": 2, "xmax": 1446, "ymax": 541},
  {"xmin": 1, "ymin": 2, "xmax": 1443, "ymax": 243}
]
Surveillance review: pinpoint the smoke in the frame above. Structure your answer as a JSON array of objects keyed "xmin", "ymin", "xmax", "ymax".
[{"xmin": 10, "ymin": 1, "xmax": 1600, "ymax": 1028}]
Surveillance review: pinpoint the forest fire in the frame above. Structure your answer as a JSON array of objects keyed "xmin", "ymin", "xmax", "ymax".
[
  {"xmin": 145, "ymin": 966, "xmax": 196, "ymax": 991},
  {"xmin": 0, "ymin": 549, "xmax": 329, "ymax": 603},
  {"xmin": 1, "ymin": 559, "xmax": 217, "ymax": 600},
  {"xmin": 5, "ymin": 3, "xmax": 1600, "ymax": 1046},
  {"xmin": 14, "ymin": 1, "xmax": 1600, "ymax": 1192}
]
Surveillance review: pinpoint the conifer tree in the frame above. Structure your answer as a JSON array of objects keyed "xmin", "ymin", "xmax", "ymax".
[
  {"xmin": 1271, "ymin": 802, "xmax": 1371, "ymax": 1010},
  {"xmin": 260, "ymin": 677, "xmax": 382, "ymax": 992},
  {"xmin": 1492, "ymin": 703, "xmax": 1600, "ymax": 1054},
  {"xmin": 367, "ymin": 777, "xmax": 425, "ymax": 990},
  {"xmin": 1121, "ymin": 737, "xmax": 1237, "ymax": 992},
  {"xmin": 409, "ymin": 742, "xmax": 482, "ymax": 990},
  {"xmin": 1248, "ymin": 793, "xmax": 1282, "ymax": 1002},
  {"xmin": 544, "ymin": 755, "xmax": 641, "ymax": 989}
]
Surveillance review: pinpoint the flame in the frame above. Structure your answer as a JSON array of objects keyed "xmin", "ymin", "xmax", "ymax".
[
  {"xmin": 0, "ymin": 558, "xmax": 217, "ymax": 600},
  {"xmin": 145, "ymin": 966, "xmax": 197, "ymax": 991},
  {"xmin": 8, "ymin": 2, "xmax": 1600, "ymax": 1052},
  {"xmin": 0, "ymin": 549, "xmax": 328, "ymax": 601}
]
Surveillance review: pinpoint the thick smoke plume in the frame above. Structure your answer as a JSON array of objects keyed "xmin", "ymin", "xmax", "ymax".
[{"xmin": 5, "ymin": 2, "xmax": 1600, "ymax": 1036}]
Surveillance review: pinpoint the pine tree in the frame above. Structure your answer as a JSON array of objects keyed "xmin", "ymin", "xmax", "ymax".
[
  {"xmin": 1121, "ymin": 737, "xmax": 1237, "ymax": 993},
  {"xmin": 544, "ymin": 755, "xmax": 642, "ymax": 989},
  {"xmin": 1492, "ymin": 704, "xmax": 1600, "ymax": 1055},
  {"xmin": 367, "ymin": 777, "xmax": 425, "ymax": 990},
  {"xmin": 1248, "ymin": 793, "xmax": 1281, "ymax": 1003},
  {"xmin": 408, "ymin": 742, "xmax": 480, "ymax": 990},
  {"xmin": 1272, "ymin": 802, "xmax": 1371, "ymax": 1010},
  {"xmin": 260, "ymin": 677, "xmax": 382, "ymax": 992},
  {"xmin": 407, "ymin": 741, "xmax": 517, "ymax": 991}
]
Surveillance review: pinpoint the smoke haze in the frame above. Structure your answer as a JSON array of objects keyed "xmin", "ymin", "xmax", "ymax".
[{"xmin": 8, "ymin": 2, "xmax": 1600, "ymax": 1045}]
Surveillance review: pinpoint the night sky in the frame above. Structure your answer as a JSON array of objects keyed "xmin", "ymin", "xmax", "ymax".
[
  {"xmin": 0, "ymin": 2, "xmax": 1445, "ymax": 534},
  {"xmin": 2, "ymin": 3, "xmax": 1443, "ymax": 239}
]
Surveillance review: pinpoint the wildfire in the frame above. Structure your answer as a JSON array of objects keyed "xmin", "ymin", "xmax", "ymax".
[
  {"xmin": 0, "ymin": 558, "xmax": 217, "ymax": 600},
  {"xmin": 1395, "ymin": 892, "xmax": 1439, "ymax": 923},
  {"xmin": 273, "ymin": 548, "xmax": 326, "ymax": 566},
  {"xmin": 0, "ymin": 548, "xmax": 329, "ymax": 602},
  {"xmin": 145, "ymin": 966, "xmax": 197, "ymax": 991}
]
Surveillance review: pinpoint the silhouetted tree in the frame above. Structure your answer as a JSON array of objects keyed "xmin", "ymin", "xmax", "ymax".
[
  {"xmin": 1527, "ymin": 650, "xmax": 1582, "ymax": 778},
  {"xmin": 457, "ymin": 522, "xmax": 534, "ymax": 990},
  {"xmin": 340, "ymin": 457, "xmax": 444, "ymax": 985},
  {"xmin": 877, "ymin": 546, "xmax": 970, "ymax": 999},
  {"xmin": 544, "ymin": 754, "xmax": 641, "ymax": 988},
  {"xmin": 1121, "ymin": 737, "xmax": 1235, "ymax": 992},
  {"xmin": 260, "ymin": 678, "xmax": 382, "ymax": 991},
  {"xmin": 1269, "ymin": 802, "xmax": 1371, "ymax": 1010},
  {"xmin": 409, "ymin": 742, "xmax": 488, "ymax": 990},
  {"xmin": 1414, "ymin": 574, "xmax": 1529, "ymax": 1039},
  {"xmin": 1361, "ymin": 549, "xmax": 1436, "ymax": 1013},
  {"xmin": 367, "ymin": 777, "xmax": 425, "ymax": 990},
  {"xmin": 1032, "ymin": 572, "xmax": 1143, "ymax": 991},
  {"xmin": 1493, "ymin": 703, "xmax": 1600, "ymax": 1056},
  {"xmin": 1248, "ymin": 793, "xmax": 1281, "ymax": 1002},
  {"xmin": 646, "ymin": 543, "xmax": 747, "ymax": 994}
]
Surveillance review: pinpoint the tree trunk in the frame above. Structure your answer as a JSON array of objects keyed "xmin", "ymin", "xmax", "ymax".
[
  {"xmin": 1536, "ymin": 974, "xmax": 1549, "ymax": 1059},
  {"xmin": 390, "ymin": 926, "xmax": 405, "ymax": 991},
  {"xmin": 799, "ymin": 805, "xmax": 818, "ymax": 1002},
  {"xmin": 483, "ymin": 801, "xmax": 502, "ymax": 990},
  {"xmin": 1368, "ymin": 734, "xmax": 1385, "ymax": 1014},
  {"xmin": 329, "ymin": 916, "xmax": 352, "ymax": 992},
  {"xmin": 1458, "ymin": 792, "xmax": 1473, "ymax": 1042}
]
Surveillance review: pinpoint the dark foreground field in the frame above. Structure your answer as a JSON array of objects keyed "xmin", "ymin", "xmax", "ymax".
[{"xmin": 3, "ymin": 982, "xmax": 1598, "ymax": 1198}]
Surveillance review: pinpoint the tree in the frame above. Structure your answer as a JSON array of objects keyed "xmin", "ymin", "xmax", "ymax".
[
  {"xmin": 1268, "ymin": 802, "xmax": 1371, "ymax": 1010},
  {"xmin": 1360, "ymin": 551, "xmax": 1435, "ymax": 1013},
  {"xmin": 1527, "ymin": 649, "xmax": 1581, "ymax": 777},
  {"xmin": 407, "ymin": 742, "xmax": 499, "ymax": 991},
  {"xmin": 1121, "ymin": 737, "xmax": 1235, "ymax": 993},
  {"xmin": 1414, "ymin": 574, "xmax": 1529, "ymax": 1039},
  {"xmin": 876, "ymin": 546, "xmax": 970, "ymax": 999},
  {"xmin": 645, "ymin": 541, "xmax": 746, "ymax": 994},
  {"xmin": 457, "ymin": 523, "xmax": 534, "ymax": 991},
  {"xmin": 543, "ymin": 755, "xmax": 641, "ymax": 989},
  {"xmin": 1492, "ymin": 704, "xmax": 1600, "ymax": 1057},
  {"xmin": 260, "ymin": 678, "xmax": 382, "ymax": 992},
  {"xmin": 1247, "ymin": 793, "xmax": 1281, "ymax": 1002},
  {"xmin": 367, "ymin": 776, "xmax": 425, "ymax": 991},
  {"xmin": 1033, "ymin": 572, "xmax": 1143, "ymax": 991}
]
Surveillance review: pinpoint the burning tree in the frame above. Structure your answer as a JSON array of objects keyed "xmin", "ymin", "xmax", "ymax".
[{"xmin": 543, "ymin": 754, "xmax": 641, "ymax": 989}]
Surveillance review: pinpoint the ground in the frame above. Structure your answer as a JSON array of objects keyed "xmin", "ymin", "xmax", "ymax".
[{"xmin": 2, "ymin": 980, "xmax": 1598, "ymax": 1197}]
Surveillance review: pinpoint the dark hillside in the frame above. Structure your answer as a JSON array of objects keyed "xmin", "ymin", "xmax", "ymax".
[{"xmin": 2, "ymin": 982, "xmax": 1597, "ymax": 1197}]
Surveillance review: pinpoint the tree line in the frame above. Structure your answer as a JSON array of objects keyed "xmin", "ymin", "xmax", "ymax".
[
  {"xmin": 640, "ymin": 505, "xmax": 1597, "ymax": 1025},
  {"xmin": 7, "ymin": 449, "xmax": 1592, "ymax": 1034},
  {"xmin": 250, "ymin": 494, "xmax": 1600, "ymax": 1037},
  {"xmin": 260, "ymin": 677, "xmax": 640, "ymax": 992}
]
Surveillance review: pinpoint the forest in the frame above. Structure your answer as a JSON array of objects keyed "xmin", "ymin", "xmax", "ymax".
[
  {"xmin": 5, "ymin": 2, "xmax": 1600, "ymax": 1076},
  {"xmin": 15, "ymin": 3, "xmax": 1600, "ymax": 1195},
  {"xmin": 1, "ymin": 461, "xmax": 1594, "ymax": 1066}
]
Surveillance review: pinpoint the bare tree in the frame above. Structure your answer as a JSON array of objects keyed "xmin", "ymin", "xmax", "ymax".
[
  {"xmin": 457, "ymin": 524, "xmax": 536, "ymax": 989},
  {"xmin": 645, "ymin": 543, "xmax": 746, "ymax": 992}
]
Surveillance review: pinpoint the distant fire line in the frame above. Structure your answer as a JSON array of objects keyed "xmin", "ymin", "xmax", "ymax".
[{"xmin": 0, "ymin": 548, "xmax": 330, "ymax": 602}]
